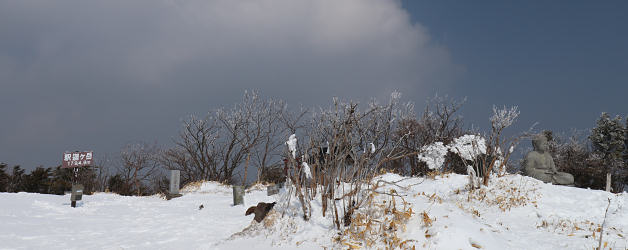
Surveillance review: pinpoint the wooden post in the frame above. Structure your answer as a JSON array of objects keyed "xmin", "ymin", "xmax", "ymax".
[{"xmin": 606, "ymin": 173, "xmax": 612, "ymax": 192}]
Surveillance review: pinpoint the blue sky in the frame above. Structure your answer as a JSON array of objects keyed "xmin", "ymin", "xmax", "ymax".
[
  {"xmin": 402, "ymin": 0, "xmax": 628, "ymax": 132},
  {"xmin": 0, "ymin": 0, "xmax": 626, "ymax": 169}
]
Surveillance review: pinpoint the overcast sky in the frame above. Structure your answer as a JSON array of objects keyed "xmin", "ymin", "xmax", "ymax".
[{"xmin": 1, "ymin": 0, "xmax": 627, "ymax": 170}]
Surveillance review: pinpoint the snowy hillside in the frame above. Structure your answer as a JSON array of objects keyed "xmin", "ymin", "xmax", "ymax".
[{"xmin": 1, "ymin": 174, "xmax": 627, "ymax": 249}]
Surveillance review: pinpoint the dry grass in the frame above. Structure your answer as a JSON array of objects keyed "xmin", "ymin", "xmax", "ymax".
[
  {"xmin": 227, "ymin": 210, "xmax": 294, "ymax": 242},
  {"xmin": 246, "ymin": 182, "xmax": 267, "ymax": 192},
  {"xmin": 534, "ymin": 216, "xmax": 623, "ymax": 242},
  {"xmin": 421, "ymin": 211, "xmax": 433, "ymax": 228},
  {"xmin": 426, "ymin": 170, "xmax": 453, "ymax": 180},
  {"xmin": 340, "ymin": 188, "xmax": 416, "ymax": 249},
  {"xmin": 459, "ymin": 176, "xmax": 540, "ymax": 212},
  {"xmin": 180, "ymin": 181, "xmax": 204, "ymax": 192}
]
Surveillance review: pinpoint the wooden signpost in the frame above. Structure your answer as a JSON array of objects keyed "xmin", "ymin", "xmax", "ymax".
[{"xmin": 62, "ymin": 151, "xmax": 93, "ymax": 207}]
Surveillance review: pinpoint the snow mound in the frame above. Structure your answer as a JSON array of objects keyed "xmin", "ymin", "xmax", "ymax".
[
  {"xmin": 180, "ymin": 180, "xmax": 232, "ymax": 194},
  {"xmin": 1, "ymin": 174, "xmax": 627, "ymax": 249}
]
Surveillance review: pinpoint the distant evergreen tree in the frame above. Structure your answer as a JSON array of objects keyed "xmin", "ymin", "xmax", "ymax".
[
  {"xmin": 23, "ymin": 167, "xmax": 52, "ymax": 193},
  {"xmin": 8, "ymin": 166, "xmax": 25, "ymax": 192},
  {"xmin": 77, "ymin": 167, "xmax": 98, "ymax": 194},
  {"xmin": 0, "ymin": 163, "xmax": 9, "ymax": 192},
  {"xmin": 49, "ymin": 166, "xmax": 72, "ymax": 195},
  {"xmin": 47, "ymin": 166, "xmax": 98, "ymax": 195},
  {"xmin": 589, "ymin": 112, "xmax": 626, "ymax": 191},
  {"xmin": 107, "ymin": 174, "xmax": 132, "ymax": 195},
  {"xmin": 624, "ymin": 117, "xmax": 628, "ymax": 188}
]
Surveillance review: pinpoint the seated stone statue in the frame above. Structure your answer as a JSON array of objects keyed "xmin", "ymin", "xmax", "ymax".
[{"xmin": 524, "ymin": 135, "xmax": 574, "ymax": 185}]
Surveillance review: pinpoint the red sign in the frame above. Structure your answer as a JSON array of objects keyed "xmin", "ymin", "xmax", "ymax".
[{"xmin": 62, "ymin": 151, "xmax": 93, "ymax": 168}]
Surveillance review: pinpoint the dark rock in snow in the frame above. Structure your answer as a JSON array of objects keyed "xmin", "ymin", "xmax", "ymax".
[{"xmin": 245, "ymin": 202, "xmax": 276, "ymax": 222}]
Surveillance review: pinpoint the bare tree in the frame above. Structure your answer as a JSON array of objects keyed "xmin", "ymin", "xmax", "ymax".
[
  {"xmin": 215, "ymin": 91, "xmax": 272, "ymax": 183},
  {"xmin": 93, "ymin": 153, "xmax": 114, "ymax": 192},
  {"xmin": 164, "ymin": 91, "xmax": 290, "ymax": 184},
  {"xmin": 479, "ymin": 105, "xmax": 520, "ymax": 185},
  {"xmin": 120, "ymin": 142, "xmax": 160, "ymax": 196},
  {"xmin": 162, "ymin": 116, "xmax": 220, "ymax": 183},
  {"xmin": 251, "ymin": 99, "xmax": 305, "ymax": 183}
]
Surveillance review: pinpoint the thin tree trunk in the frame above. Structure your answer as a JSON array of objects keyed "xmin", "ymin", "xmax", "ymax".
[
  {"xmin": 606, "ymin": 172, "xmax": 611, "ymax": 192},
  {"xmin": 242, "ymin": 153, "xmax": 250, "ymax": 185},
  {"xmin": 134, "ymin": 167, "xmax": 140, "ymax": 196}
]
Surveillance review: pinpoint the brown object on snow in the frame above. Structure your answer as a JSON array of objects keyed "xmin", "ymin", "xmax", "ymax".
[{"xmin": 245, "ymin": 202, "xmax": 276, "ymax": 222}]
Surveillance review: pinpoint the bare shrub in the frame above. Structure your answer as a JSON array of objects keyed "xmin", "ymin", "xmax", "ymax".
[
  {"xmin": 546, "ymin": 130, "xmax": 608, "ymax": 190},
  {"xmin": 340, "ymin": 184, "xmax": 415, "ymax": 249},
  {"xmin": 120, "ymin": 142, "xmax": 161, "ymax": 196},
  {"xmin": 478, "ymin": 105, "xmax": 521, "ymax": 186},
  {"xmin": 390, "ymin": 95, "xmax": 466, "ymax": 176},
  {"xmin": 283, "ymin": 92, "xmax": 416, "ymax": 228},
  {"xmin": 258, "ymin": 165, "xmax": 285, "ymax": 184}
]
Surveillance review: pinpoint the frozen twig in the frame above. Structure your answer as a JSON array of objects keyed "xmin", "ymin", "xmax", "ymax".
[{"xmin": 598, "ymin": 197, "xmax": 611, "ymax": 250}]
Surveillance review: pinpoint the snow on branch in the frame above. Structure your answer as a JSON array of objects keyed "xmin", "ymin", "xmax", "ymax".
[
  {"xmin": 417, "ymin": 134, "xmax": 488, "ymax": 170},
  {"xmin": 491, "ymin": 105, "xmax": 519, "ymax": 129},
  {"xmin": 286, "ymin": 134, "xmax": 297, "ymax": 158},
  {"xmin": 417, "ymin": 142, "xmax": 448, "ymax": 170}
]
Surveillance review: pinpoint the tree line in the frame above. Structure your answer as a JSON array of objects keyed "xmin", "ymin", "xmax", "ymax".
[{"xmin": 1, "ymin": 92, "xmax": 626, "ymax": 195}]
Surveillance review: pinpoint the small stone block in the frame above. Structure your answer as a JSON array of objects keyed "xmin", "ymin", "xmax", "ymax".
[
  {"xmin": 233, "ymin": 186, "xmax": 244, "ymax": 205},
  {"xmin": 267, "ymin": 185, "xmax": 279, "ymax": 196}
]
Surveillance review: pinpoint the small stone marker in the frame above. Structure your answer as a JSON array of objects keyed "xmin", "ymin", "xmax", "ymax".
[
  {"xmin": 71, "ymin": 184, "xmax": 84, "ymax": 208},
  {"xmin": 267, "ymin": 185, "xmax": 279, "ymax": 196},
  {"xmin": 233, "ymin": 186, "xmax": 245, "ymax": 206},
  {"xmin": 170, "ymin": 170, "xmax": 180, "ymax": 194},
  {"xmin": 166, "ymin": 170, "xmax": 182, "ymax": 200}
]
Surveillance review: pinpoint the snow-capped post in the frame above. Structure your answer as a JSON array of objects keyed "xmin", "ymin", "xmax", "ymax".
[{"xmin": 62, "ymin": 151, "xmax": 94, "ymax": 207}]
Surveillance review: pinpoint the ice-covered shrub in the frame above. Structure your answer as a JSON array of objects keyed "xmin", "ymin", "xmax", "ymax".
[{"xmin": 417, "ymin": 142, "xmax": 448, "ymax": 170}]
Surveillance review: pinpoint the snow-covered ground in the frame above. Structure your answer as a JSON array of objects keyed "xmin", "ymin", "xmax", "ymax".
[{"xmin": 1, "ymin": 174, "xmax": 627, "ymax": 249}]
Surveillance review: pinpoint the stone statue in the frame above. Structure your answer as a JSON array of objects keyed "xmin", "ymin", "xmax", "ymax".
[{"xmin": 524, "ymin": 135, "xmax": 574, "ymax": 185}]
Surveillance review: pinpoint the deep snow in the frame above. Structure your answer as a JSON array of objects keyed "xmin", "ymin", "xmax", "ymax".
[{"xmin": 1, "ymin": 174, "xmax": 627, "ymax": 249}]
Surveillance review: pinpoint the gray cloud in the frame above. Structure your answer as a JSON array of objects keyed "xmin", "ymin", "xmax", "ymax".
[{"xmin": 0, "ymin": 0, "xmax": 458, "ymax": 169}]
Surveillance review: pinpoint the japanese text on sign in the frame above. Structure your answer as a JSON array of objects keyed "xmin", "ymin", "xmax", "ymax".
[{"xmin": 62, "ymin": 151, "xmax": 93, "ymax": 168}]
